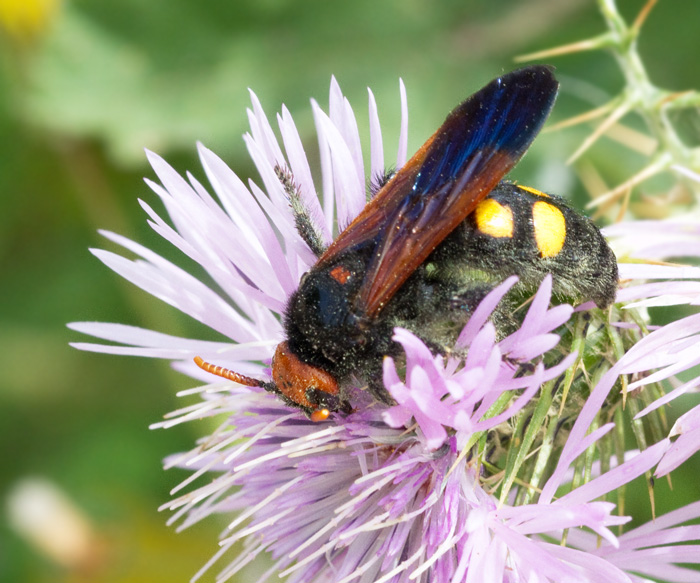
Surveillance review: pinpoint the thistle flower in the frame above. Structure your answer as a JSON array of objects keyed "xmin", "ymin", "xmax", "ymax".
[{"xmin": 71, "ymin": 77, "xmax": 700, "ymax": 582}]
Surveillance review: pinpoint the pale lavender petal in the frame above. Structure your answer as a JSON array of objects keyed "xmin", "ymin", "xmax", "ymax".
[
  {"xmin": 617, "ymin": 281, "xmax": 700, "ymax": 305},
  {"xmin": 488, "ymin": 522, "xmax": 584, "ymax": 581},
  {"xmin": 69, "ymin": 321, "xmax": 276, "ymax": 365},
  {"xmin": 243, "ymin": 132, "xmax": 298, "ymax": 229},
  {"xmin": 541, "ymin": 544, "xmax": 632, "ymax": 583},
  {"xmin": 311, "ymin": 102, "xmax": 365, "ymax": 229},
  {"xmin": 572, "ymin": 502, "xmax": 700, "ymax": 581},
  {"xmin": 499, "ymin": 276, "xmax": 570, "ymax": 359},
  {"xmin": 618, "ymin": 313, "xmax": 700, "ymax": 375},
  {"xmin": 461, "ymin": 342, "xmax": 502, "ymax": 422},
  {"xmin": 558, "ymin": 440, "xmax": 669, "ymax": 504},
  {"xmin": 306, "ymin": 98, "xmax": 336, "ymax": 233},
  {"xmin": 627, "ymin": 349, "xmax": 700, "ymax": 389},
  {"xmin": 620, "ymin": 500, "xmax": 700, "ymax": 536},
  {"xmin": 656, "ymin": 425, "xmax": 700, "ymax": 477},
  {"xmin": 329, "ymin": 77, "xmax": 365, "ymax": 198},
  {"xmin": 397, "ymin": 327, "xmax": 436, "ymax": 369},
  {"xmin": 138, "ymin": 198, "xmax": 201, "ymax": 265},
  {"xmin": 671, "ymin": 405, "xmax": 700, "ymax": 436},
  {"xmin": 472, "ymin": 368, "xmax": 544, "ymax": 432},
  {"xmin": 541, "ymin": 422, "xmax": 617, "ymax": 504},
  {"xmin": 616, "ymin": 262, "xmax": 700, "ymax": 280},
  {"xmin": 613, "ymin": 554, "xmax": 700, "ymax": 581},
  {"xmin": 247, "ymin": 90, "xmax": 286, "ymax": 167},
  {"xmin": 499, "ymin": 500, "xmax": 622, "ymax": 533},
  {"xmin": 537, "ymin": 303, "xmax": 576, "ymax": 333},
  {"xmin": 154, "ymin": 146, "xmax": 299, "ymax": 296},
  {"xmin": 69, "ymin": 342, "xmax": 189, "ymax": 358},
  {"xmin": 475, "ymin": 354, "xmax": 577, "ymax": 433},
  {"xmin": 605, "ymin": 219, "xmax": 700, "ymax": 260},
  {"xmin": 99, "ymin": 224, "xmax": 283, "ymax": 319},
  {"xmin": 463, "ymin": 320, "xmax": 498, "ymax": 371},
  {"xmin": 90, "ymin": 241, "xmax": 276, "ymax": 342},
  {"xmin": 456, "ymin": 276, "xmax": 518, "ymax": 348},
  {"xmin": 382, "ymin": 330, "xmax": 453, "ymax": 448},
  {"xmin": 190, "ymin": 146, "xmax": 270, "ymax": 252},
  {"xmin": 396, "ymin": 79, "xmax": 408, "ymax": 168},
  {"xmin": 507, "ymin": 333, "xmax": 560, "ymax": 361},
  {"xmin": 513, "ymin": 273, "xmax": 553, "ymax": 335},
  {"xmin": 367, "ymin": 88, "xmax": 384, "ymax": 186},
  {"xmin": 633, "ymin": 376, "xmax": 700, "ymax": 419},
  {"xmin": 329, "ymin": 75, "xmax": 343, "ymax": 123}
]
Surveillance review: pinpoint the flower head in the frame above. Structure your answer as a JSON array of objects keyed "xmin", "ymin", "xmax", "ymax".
[{"xmin": 71, "ymin": 77, "xmax": 700, "ymax": 582}]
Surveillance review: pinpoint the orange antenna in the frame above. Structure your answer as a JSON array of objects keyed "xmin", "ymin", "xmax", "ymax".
[{"xmin": 194, "ymin": 356, "xmax": 265, "ymax": 387}]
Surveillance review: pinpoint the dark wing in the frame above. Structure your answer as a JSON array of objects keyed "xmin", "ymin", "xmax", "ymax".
[{"xmin": 318, "ymin": 65, "xmax": 559, "ymax": 319}]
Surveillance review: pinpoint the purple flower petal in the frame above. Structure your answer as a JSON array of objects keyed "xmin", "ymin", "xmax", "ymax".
[
  {"xmin": 656, "ymin": 420, "xmax": 700, "ymax": 477},
  {"xmin": 396, "ymin": 79, "xmax": 408, "ymax": 168},
  {"xmin": 367, "ymin": 87, "xmax": 384, "ymax": 187},
  {"xmin": 457, "ymin": 276, "xmax": 518, "ymax": 348}
]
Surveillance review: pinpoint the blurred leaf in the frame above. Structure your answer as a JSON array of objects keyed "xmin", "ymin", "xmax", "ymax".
[{"xmin": 25, "ymin": 0, "xmax": 599, "ymax": 166}]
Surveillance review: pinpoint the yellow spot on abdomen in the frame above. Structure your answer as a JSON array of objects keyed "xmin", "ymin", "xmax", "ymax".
[
  {"xmin": 518, "ymin": 185, "xmax": 548, "ymax": 198},
  {"xmin": 532, "ymin": 201, "xmax": 566, "ymax": 258},
  {"xmin": 474, "ymin": 198, "xmax": 513, "ymax": 238}
]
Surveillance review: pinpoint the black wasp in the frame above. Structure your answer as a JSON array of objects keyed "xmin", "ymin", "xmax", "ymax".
[{"xmin": 195, "ymin": 66, "xmax": 618, "ymax": 421}]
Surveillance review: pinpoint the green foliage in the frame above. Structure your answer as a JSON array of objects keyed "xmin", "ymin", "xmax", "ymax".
[{"xmin": 520, "ymin": 0, "xmax": 700, "ymax": 219}]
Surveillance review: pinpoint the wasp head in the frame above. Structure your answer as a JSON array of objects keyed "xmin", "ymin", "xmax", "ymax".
[{"xmin": 194, "ymin": 342, "xmax": 345, "ymax": 422}]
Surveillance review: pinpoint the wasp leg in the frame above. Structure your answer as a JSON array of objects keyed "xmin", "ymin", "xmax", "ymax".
[{"xmin": 275, "ymin": 165, "xmax": 327, "ymax": 257}]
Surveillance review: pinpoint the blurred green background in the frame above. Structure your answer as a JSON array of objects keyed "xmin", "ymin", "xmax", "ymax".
[{"xmin": 2, "ymin": 0, "xmax": 699, "ymax": 581}]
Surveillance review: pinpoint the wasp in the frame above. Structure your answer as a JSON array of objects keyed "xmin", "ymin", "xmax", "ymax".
[{"xmin": 195, "ymin": 66, "xmax": 618, "ymax": 421}]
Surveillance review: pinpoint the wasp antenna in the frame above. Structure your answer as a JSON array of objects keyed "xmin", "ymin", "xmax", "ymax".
[{"xmin": 193, "ymin": 356, "xmax": 265, "ymax": 387}]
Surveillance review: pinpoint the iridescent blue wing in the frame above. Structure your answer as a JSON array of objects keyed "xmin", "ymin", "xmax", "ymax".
[{"xmin": 317, "ymin": 66, "xmax": 559, "ymax": 318}]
